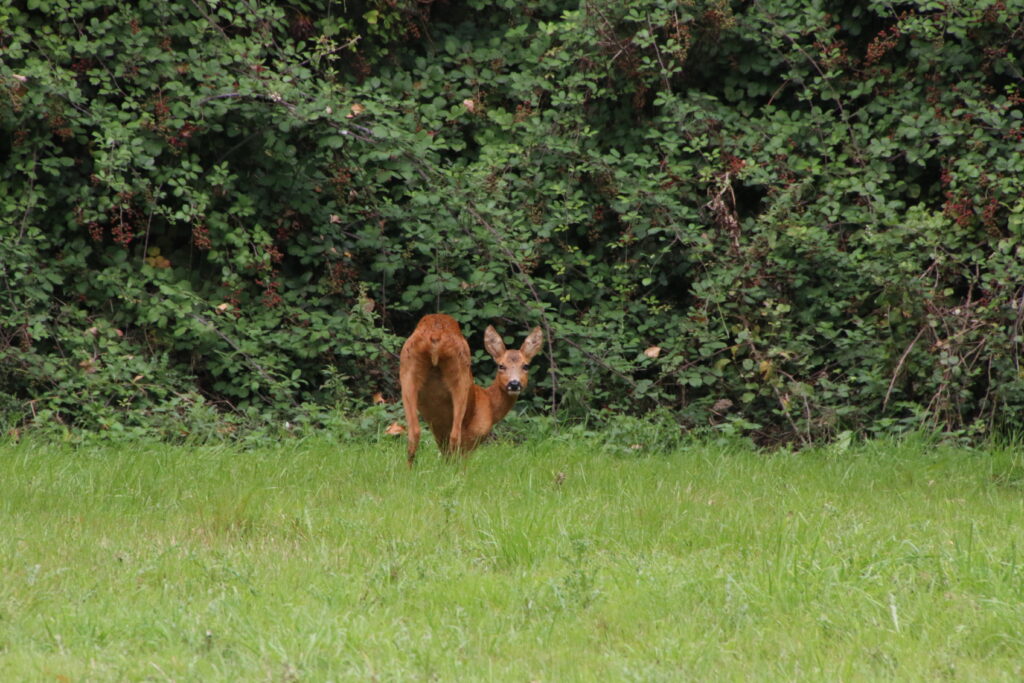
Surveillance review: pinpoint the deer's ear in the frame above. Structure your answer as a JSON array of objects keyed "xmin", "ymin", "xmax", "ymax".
[
  {"xmin": 520, "ymin": 326, "xmax": 544, "ymax": 362},
  {"xmin": 483, "ymin": 325, "xmax": 506, "ymax": 359}
]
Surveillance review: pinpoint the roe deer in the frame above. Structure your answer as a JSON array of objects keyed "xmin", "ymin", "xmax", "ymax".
[{"xmin": 399, "ymin": 313, "xmax": 543, "ymax": 466}]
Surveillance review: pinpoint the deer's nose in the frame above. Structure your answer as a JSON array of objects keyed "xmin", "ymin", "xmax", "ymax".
[{"xmin": 506, "ymin": 379, "xmax": 522, "ymax": 393}]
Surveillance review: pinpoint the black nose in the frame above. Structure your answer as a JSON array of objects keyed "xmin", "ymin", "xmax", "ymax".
[{"xmin": 506, "ymin": 380, "xmax": 522, "ymax": 393}]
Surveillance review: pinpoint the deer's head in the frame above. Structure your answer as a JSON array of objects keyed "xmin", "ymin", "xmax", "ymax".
[{"xmin": 484, "ymin": 325, "xmax": 544, "ymax": 396}]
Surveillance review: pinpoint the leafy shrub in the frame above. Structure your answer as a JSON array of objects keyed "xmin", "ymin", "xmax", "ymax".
[{"xmin": 2, "ymin": 0, "xmax": 1023, "ymax": 444}]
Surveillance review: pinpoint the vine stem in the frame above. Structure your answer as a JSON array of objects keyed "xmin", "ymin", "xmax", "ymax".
[{"xmin": 461, "ymin": 201, "xmax": 561, "ymax": 417}]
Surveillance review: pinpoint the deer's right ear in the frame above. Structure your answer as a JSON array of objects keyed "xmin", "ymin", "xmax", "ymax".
[{"xmin": 483, "ymin": 325, "xmax": 506, "ymax": 359}]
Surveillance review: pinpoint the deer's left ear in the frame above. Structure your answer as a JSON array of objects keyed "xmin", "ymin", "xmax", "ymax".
[
  {"xmin": 484, "ymin": 325, "xmax": 506, "ymax": 360},
  {"xmin": 520, "ymin": 326, "xmax": 544, "ymax": 362}
]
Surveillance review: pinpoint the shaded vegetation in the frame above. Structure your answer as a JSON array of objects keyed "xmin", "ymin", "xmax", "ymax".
[{"xmin": 2, "ymin": 0, "xmax": 1024, "ymax": 442}]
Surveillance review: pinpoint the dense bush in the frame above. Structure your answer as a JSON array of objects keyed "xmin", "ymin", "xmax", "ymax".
[{"xmin": 2, "ymin": 0, "xmax": 1023, "ymax": 443}]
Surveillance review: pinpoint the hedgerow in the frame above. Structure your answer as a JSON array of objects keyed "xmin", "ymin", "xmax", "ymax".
[{"xmin": 2, "ymin": 0, "xmax": 1023, "ymax": 443}]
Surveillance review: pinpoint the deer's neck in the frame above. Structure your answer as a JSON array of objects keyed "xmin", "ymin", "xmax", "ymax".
[{"xmin": 483, "ymin": 381, "xmax": 517, "ymax": 423}]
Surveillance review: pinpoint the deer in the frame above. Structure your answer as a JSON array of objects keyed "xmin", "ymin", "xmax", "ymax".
[{"xmin": 399, "ymin": 313, "xmax": 544, "ymax": 467}]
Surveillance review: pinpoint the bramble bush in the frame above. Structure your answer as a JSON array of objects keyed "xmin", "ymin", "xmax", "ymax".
[{"xmin": 2, "ymin": 0, "xmax": 1023, "ymax": 443}]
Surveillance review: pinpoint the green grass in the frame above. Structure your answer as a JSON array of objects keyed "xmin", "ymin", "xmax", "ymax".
[{"xmin": 2, "ymin": 433, "xmax": 1024, "ymax": 680}]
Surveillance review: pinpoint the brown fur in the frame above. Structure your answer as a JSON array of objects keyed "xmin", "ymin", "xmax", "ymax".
[{"xmin": 399, "ymin": 314, "xmax": 543, "ymax": 466}]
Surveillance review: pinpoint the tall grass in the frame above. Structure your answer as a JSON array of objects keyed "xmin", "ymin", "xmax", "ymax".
[{"xmin": 2, "ymin": 433, "xmax": 1023, "ymax": 680}]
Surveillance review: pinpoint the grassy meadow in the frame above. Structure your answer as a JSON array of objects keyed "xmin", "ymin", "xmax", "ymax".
[{"xmin": 2, "ymin": 431, "xmax": 1023, "ymax": 680}]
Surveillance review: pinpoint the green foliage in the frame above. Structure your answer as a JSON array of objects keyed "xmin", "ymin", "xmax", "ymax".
[{"xmin": 3, "ymin": 0, "xmax": 1024, "ymax": 442}]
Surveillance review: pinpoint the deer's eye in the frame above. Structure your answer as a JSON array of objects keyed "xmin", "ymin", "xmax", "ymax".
[
  {"xmin": 498, "ymin": 365, "xmax": 507, "ymax": 371},
  {"xmin": 522, "ymin": 363, "xmax": 530, "ymax": 370}
]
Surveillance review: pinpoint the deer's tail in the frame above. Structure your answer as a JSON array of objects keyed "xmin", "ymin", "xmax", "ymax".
[{"xmin": 429, "ymin": 335, "xmax": 443, "ymax": 366}]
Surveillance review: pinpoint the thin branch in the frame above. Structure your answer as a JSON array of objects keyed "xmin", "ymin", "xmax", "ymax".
[
  {"xmin": 196, "ymin": 92, "xmax": 377, "ymax": 142},
  {"xmin": 775, "ymin": 26, "xmax": 845, "ymax": 117},
  {"xmin": 646, "ymin": 12, "xmax": 673, "ymax": 95},
  {"xmin": 461, "ymin": 201, "xmax": 561, "ymax": 414},
  {"xmin": 558, "ymin": 334, "xmax": 636, "ymax": 386},
  {"xmin": 883, "ymin": 326, "xmax": 927, "ymax": 410},
  {"xmin": 188, "ymin": 311, "xmax": 298, "ymax": 407}
]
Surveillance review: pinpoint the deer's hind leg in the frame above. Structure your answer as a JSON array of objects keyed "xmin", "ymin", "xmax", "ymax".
[{"xmin": 399, "ymin": 356, "xmax": 424, "ymax": 467}]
